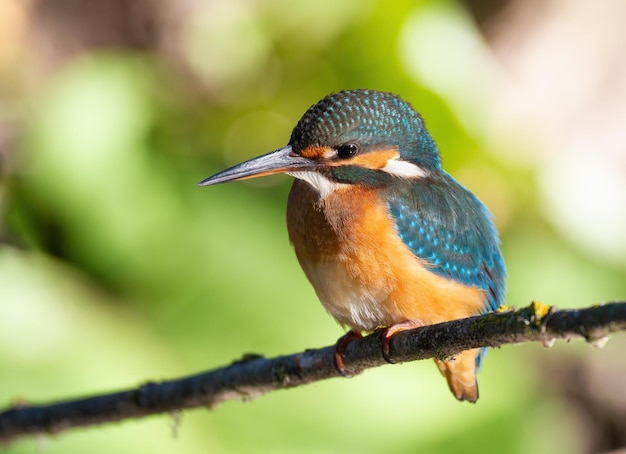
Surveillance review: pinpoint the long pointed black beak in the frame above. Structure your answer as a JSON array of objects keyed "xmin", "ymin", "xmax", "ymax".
[{"xmin": 198, "ymin": 145, "xmax": 312, "ymax": 186}]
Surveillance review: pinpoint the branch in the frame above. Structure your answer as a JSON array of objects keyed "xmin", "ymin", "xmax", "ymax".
[{"xmin": 1, "ymin": 301, "xmax": 625, "ymax": 444}]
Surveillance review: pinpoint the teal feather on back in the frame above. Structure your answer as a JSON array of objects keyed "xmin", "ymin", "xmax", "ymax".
[
  {"xmin": 385, "ymin": 172, "xmax": 505, "ymax": 369},
  {"xmin": 384, "ymin": 172, "xmax": 506, "ymax": 314}
]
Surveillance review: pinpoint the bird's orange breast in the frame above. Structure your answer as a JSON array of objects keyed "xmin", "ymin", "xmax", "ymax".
[{"xmin": 286, "ymin": 180, "xmax": 486, "ymax": 332}]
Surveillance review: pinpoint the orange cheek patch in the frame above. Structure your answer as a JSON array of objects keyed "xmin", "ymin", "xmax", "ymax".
[
  {"xmin": 330, "ymin": 147, "xmax": 399, "ymax": 170},
  {"xmin": 300, "ymin": 145, "xmax": 332, "ymax": 159}
]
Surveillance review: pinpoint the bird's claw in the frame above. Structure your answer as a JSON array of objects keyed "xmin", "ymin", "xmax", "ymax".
[
  {"xmin": 380, "ymin": 321, "xmax": 422, "ymax": 364},
  {"xmin": 333, "ymin": 330, "xmax": 362, "ymax": 377}
]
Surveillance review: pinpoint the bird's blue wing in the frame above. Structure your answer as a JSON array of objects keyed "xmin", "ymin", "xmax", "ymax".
[{"xmin": 384, "ymin": 172, "xmax": 506, "ymax": 314}]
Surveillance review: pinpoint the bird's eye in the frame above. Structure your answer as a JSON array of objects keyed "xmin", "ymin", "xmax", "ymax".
[{"xmin": 336, "ymin": 143, "xmax": 359, "ymax": 159}]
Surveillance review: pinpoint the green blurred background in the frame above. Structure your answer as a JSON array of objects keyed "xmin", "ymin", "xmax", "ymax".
[{"xmin": 1, "ymin": 0, "xmax": 626, "ymax": 453}]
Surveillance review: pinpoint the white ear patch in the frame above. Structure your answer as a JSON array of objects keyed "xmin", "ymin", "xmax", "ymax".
[
  {"xmin": 382, "ymin": 157, "xmax": 429, "ymax": 178},
  {"xmin": 287, "ymin": 171, "xmax": 348, "ymax": 199}
]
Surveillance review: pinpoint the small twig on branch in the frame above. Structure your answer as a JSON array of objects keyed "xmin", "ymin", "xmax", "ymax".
[{"xmin": 1, "ymin": 301, "xmax": 625, "ymax": 445}]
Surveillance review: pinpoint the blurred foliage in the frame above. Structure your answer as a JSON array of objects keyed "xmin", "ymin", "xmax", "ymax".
[{"xmin": 1, "ymin": 0, "xmax": 625, "ymax": 453}]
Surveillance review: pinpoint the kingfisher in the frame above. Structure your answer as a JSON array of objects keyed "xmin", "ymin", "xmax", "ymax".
[{"xmin": 199, "ymin": 90, "xmax": 506, "ymax": 402}]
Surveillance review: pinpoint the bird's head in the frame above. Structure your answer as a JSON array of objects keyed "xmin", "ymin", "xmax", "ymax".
[{"xmin": 199, "ymin": 90, "xmax": 441, "ymax": 196}]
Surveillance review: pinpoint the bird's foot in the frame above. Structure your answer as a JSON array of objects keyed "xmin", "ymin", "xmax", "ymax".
[
  {"xmin": 380, "ymin": 321, "xmax": 422, "ymax": 364},
  {"xmin": 334, "ymin": 330, "xmax": 362, "ymax": 377}
]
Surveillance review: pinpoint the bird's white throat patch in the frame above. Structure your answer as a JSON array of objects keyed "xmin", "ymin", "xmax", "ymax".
[{"xmin": 288, "ymin": 171, "xmax": 347, "ymax": 199}]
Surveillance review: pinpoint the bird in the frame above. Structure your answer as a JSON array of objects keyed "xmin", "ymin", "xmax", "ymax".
[{"xmin": 199, "ymin": 89, "xmax": 506, "ymax": 402}]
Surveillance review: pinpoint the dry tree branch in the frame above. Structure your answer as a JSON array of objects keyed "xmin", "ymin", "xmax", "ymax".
[{"xmin": 1, "ymin": 301, "xmax": 625, "ymax": 445}]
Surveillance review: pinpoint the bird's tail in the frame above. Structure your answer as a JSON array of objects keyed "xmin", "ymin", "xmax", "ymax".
[{"xmin": 434, "ymin": 348, "xmax": 481, "ymax": 403}]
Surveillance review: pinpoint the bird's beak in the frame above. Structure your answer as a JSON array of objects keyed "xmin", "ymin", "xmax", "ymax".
[{"xmin": 198, "ymin": 145, "xmax": 312, "ymax": 186}]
